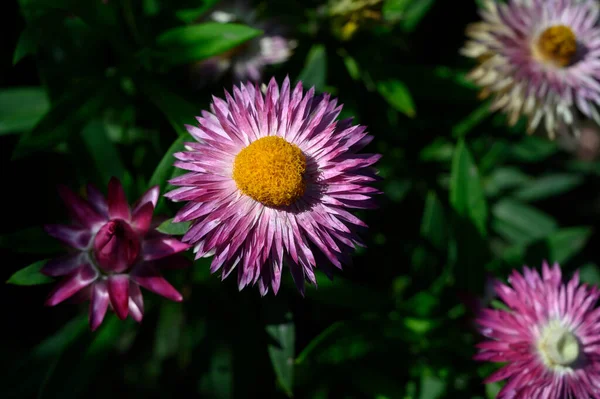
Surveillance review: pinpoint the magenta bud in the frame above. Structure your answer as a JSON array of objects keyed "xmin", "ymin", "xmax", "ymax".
[{"xmin": 93, "ymin": 219, "xmax": 140, "ymax": 273}]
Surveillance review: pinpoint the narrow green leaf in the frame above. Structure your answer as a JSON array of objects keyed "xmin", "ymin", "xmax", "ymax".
[
  {"xmin": 377, "ymin": 80, "xmax": 416, "ymax": 118},
  {"xmin": 175, "ymin": 0, "xmax": 219, "ymax": 23},
  {"xmin": 6, "ymin": 260, "xmax": 53, "ymax": 285},
  {"xmin": 13, "ymin": 28, "xmax": 37, "ymax": 65},
  {"xmin": 546, "ymin": 227, "xmax": 592, "ymax": 264},
  {"xmin": 80, "ymin": 121, "xmax": 126, "ymax": 184},
  {"xmin": 156, "ymin": 218, "xmax": 191, "ymax": 235},
  {"xmin": 296, "ymin": 322, "xmax": 344, "ymax": 364},
  {"xmin": 154, "ymin": 301, "xmax": 183, "ymax": 360},
  {"xmin": 382, "ymin": 0, "xmax": 411, "ymax": 21},
  {"xmin": 298, "ymin": 44, "xmax": 327, "ymax": 92},
  {"xmin": 420, "ymin": 191, "xmax": 446, "ymax": 250},
  {"xmin": 140, "ymin": 80, "xmax": 198, "ymax": 136},
  {"xmin": 510, "ymin": 136, "xmax": 559, "ymax": 163},
  {"xmin": 449, "ymin": 140, "xmax": 487, "ymax": 235},
  {"xmin": 401, "ymin": 0, "xmax": 436, "ymax": 32},
  {"xmin": 492, "ymin": 199, "xmax": 558, "ymax": 245},
  {"xmin": 512, "ymin": 174, "xmax": 583, "ymax": 202},
  {"xmin": 484, "ymin": 167, "xmax": 531, "ymax": 197},
  {"xmin": 13, "ymin": 83, "xmax": 111, "ymax": 158},
  {"xmin": 452, "ymin": 101, "xmax": 491, "ymax": 137},
  {"xmin": 156, "ymin": 23, "xmax": 263, "ymax": 66},
  {"xmin": 149, "ymin": 134, "xmax": 190, "ymax": 208},
  {"xmin": 0, "ymin": 87, "xmax": 49, "ymax": 135},
  {"xmin": 266, "ymin": 314, "xmax": 295, "ymax": 397}
]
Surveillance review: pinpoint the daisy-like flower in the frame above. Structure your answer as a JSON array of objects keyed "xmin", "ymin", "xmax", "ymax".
[
  {"xmin": 475, "ymin": 262, "xmax": 600, "ymax": 398},
  {"xmin": 166, "ymin": 77, "xmax": 381, "ymax": 295},
  {"xmin": 461, "ymin": 0, "xmax": 600, "ymax": 138},
  {"xmin": 191, "ymin": 0, "xmax": 296, "ymax": 85},
  {"xmin": 43, "ymin": 178, "xmax": 190, "ymax": 330}
]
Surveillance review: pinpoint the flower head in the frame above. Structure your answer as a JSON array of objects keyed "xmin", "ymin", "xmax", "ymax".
[
  {"xmin": 475, "ymin": 262, "xmax": 600, "ymax": 398},
  {"xmin": 191, "ymin": 0, "xmax": 295, "ymax": 85},
  {"xmin": 166, "ymin": 77, "xmax": 381, "ymax": 295},
  {"xmin": 44, "ymin": 178, "xmax": 190, "ymax": 330},
  {"xmin": 461, "ymin": 0, "xmax": 600, "ymax": 138}
]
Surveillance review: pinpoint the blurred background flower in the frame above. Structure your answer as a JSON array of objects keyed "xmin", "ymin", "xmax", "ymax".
[
  {"xmin": 461, "ymin": 0, "xmax": 600, "ymax": 138},
  {"xmin": 189, "ymin": 0, "xmax": 296, "ymax": 86}
]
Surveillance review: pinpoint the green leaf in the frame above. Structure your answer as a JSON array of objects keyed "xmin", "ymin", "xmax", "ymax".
[
  {"xmin": 296, "ymin": 321, "xmax": 344, "ymax": 364},
  {"xmin": 579, "ymin": 263, "xmax": 600, "ymax": 286},
  {"xmin": 148, "ymin": 133, "xmax": 190, "ymax": 211},
  {"xmin": 377, "ymin": 80, "xmax": 416, "ymax": 118},
  {"xmin": 156, "ymin": 218, "xmax": 191, "ymax": 235},
  {"xmin": 198, "ymin": 345, "xmax": 233, "ymax": 399},
  {"xmin": 13, "ymin": 28, "xmax": 37, "ymax": 65},
  {"xmin": 140, "ymin": 80, "xmax": 198, "ymax": 136},
  {"xmin": 546, "ymin": 227, "xmax": 592, "ymax": 264},
  {"xmin": 6, "ymin": 260, "xmax": 53, "ymax": 285},
  {"xmin": 154, "ymin": 301, "xmax": 184, "ymax": 360},
  {"xmin": 492, "ymin": 199, "xmax": 557, "ymax": 245},
  {"xmin": 175, "ymin": 0, "xmax": 220, "ymax": 23},
  {"xmin": 80, "ymin": 121, "xmax": 126, "ymax": 184},
  {"xmin": 401, "ymin": 0, "xmax": 436, "ymax": 32},
  {"xmin": 510, "ymin": 136, "xmax": 559, "ymax": 163},
  {"xmin": 419, "ymin": 373, "xmax": 445, "ymax": 399},
  {"xmin": 266, "ymin": 314, "xmax": 295, "ymax": 397},
  {"xmin": 512, "ymin": 174, "xmax": 583, "ymax": 202},
  {"xmin": 382, "ymin": 0, "xmax": 411, "ymax": 21},
  {"xmin": 0, "ymin": 87, "xmax": 49, "ymax": 135},
  {"xmin": 451, "ymin": 101, "xmax": 491, "ymax": 137},
  {"xmin": 156, "ymin": 23, "xmax": 263, "ymax": 66},
  {"xmin": 449, "ymin": 140, "xmax": 487, "ymax": 235},
  {"xmin": 484, "ymin": 167, "xmax": 531, "ymax": 197},
  {"xmin": 13, "ymin": 82, "xmax": 111, "ymax": 158},
  {"xmin": 420, "ymin": 191, "xmax": 446, "ymax": 250},
  {"xmin": 298, "ymin": 44, "xmax": 327, "ymax": 92}
]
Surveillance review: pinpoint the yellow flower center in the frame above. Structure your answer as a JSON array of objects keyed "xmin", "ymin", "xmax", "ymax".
[
  {"xmin": 536, "ymin": 25, "xmax": 578, "ymax": 67},
  {"xmin": 232, "ymin": 136, "xmax": 306, "ymax": 207},
  {"xmin": 537, "ymin": 320, "xmax": 580, "ymax": 370}
]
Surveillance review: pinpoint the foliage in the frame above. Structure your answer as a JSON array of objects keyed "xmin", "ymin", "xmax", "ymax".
[{"xmin": 2, "ymin": 0, "xmax": 599, "ymax": 398}]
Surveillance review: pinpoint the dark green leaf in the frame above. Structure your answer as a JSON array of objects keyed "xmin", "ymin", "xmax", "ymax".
[
  {"xmin": 296, "ymin": 322, "xmax": 344, "ymax": 364},
  {"xmin": 452, "ymin": 101, "xmax": 491, "ymax": 137},
  {"xmin": 382, "ymin": 0, "xmax": 411, "ymax": 21},
  {"xmin": 450, "ymin": 140, "xmax": 487, "ymax": 235},
  {"xmin": 13, "ymin": 28, "xmax": 37, "ymax": 65},
  {"xmin": 377, "ymin": 80, "xmax": 416, "ymax": 118},
  {"xmin": 546, "ymin": 227, "xmax": 592, "ymax": 264},
  {"xmin": 419, "ymin": 373, "xmax": 445, "ymax": 399},
  {"xmin": 266, "ymin": 314, "xmax": 295, "ymax": 397},
  {"xmin": 175, "ymin": 0, "xmax": 220, "ymax": 23},
  {"xmin": 420, "ymin": 191, "xmax": 446, "ymax": 250},
  {"xmin": 156, "ymin": 23, "xmax": 263, "ymax": 66},
  {"xmin": 484, "ymin": 167, "xmax": 531, "ymax": 197},
  {"xmin": 140, "ymin": 80, "xmax": 198, "ymax": 135},
  {"xmin": 154, "ymin": 301, "xmax": 183, "ymax": 360},
  {"xmin": 492, "ymin": 199, "xmax": 557, "ymax": 245},
  {"xmin": 510, "ymin": 136, "xmax": 559, "ymax": 163},
  {"xmin": 512, "ymin": 174, "xmax": 583, "ymax": 202},
  {"xmin": 6, "ymin": 260, "xmax": 53, "ymax": 285},
  {"xmin": 401, "ymin": 0, "xmax": 436, "ymax": 32},
  {"xmin": 579, "ymin": 263, "xmax": 600, "ymax": 286},
  {"xmin": 298, "ymin": 44, "xmax": 327, "ymax": 92},
  {"xmin": 0, "ymin": 87, "xmax": 49, "ymax": 135},
  {"xmin": 80, "ymin": 121, "xmax": 126, "ymax": 184},
  {"xmin": 156, "ymin": 218, "xmax": 191, "ymax": 235},
  {"xmin": 148, "ymin": 133, "xmax": 190, "ymax": 211}
]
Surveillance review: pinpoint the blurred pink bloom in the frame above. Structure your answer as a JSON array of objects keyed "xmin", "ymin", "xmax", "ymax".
[
  {"xmin": 475, "ymin": 262, "xmax": 600, "ymax": 398},
  {"xmin": 44, "ymin": 178, "xmax": 190, "ymax": 330}
]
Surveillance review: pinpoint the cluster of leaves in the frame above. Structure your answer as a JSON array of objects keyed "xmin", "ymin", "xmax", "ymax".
[{"xmin": 2, "ymin": 0, "xmax": 600, "ymax": 398}]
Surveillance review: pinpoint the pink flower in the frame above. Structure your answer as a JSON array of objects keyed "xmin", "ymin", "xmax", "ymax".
[
  {"xmin": 166, "ymin": 77, "xmax": 380, "ymax": 295},
  {"xmin": 44, "ymin": 178, "xmax": 190, "ymax": 330},
  {"xmin": 475, "ymin": 262, "xmax": 600, "ymax": 398}
]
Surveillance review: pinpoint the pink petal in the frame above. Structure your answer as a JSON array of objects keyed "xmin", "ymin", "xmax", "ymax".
[
  {"xmin": 89, "ymin": 280, "xmax": 109, "ymax": 331},
  {"xmin": 131, "ymin": 202, "xmax": 154, "ymax": 236},
  {"xmin": 132, "ymin": 185, "xmax": 160, "ymax": 214},
  {"xmin": 42, "ymin": 252, "xmax": 89, "ymax": 276},
  {"xmin": 128, "ymin": 283, "xmax": 144, "ymax": 323},
  {"xmin": 142, "ymin": 237, "xmax": 190, "ymax": 261},
  {"xmin": 107, "ymin": 274, "xmax": 130, "ymax": 320},
  {"xmin": 130, "ymin": 264, "xmax": 183, "ymax": 302},
  {"xmin": 107, "ymin": 177, "xmax": 130, "ymax": 221},
  {"xmin": 57, "ymin": 185, "xmax": 105, "ymax": 228},
  {"xmin": 86, "ymin": 184, "xmax": 108, "ymax": 217},
  {"xmin": 45, "ymin": 264, "xmax": 98, "ymax": 306},
  {"xmin": 45, "ymin": 224, "xmax": 92, "ymax": 250}
]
